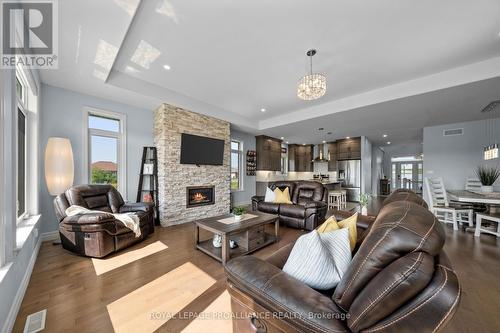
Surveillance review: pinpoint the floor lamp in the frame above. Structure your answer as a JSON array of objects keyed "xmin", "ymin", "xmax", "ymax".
[{"xmin": 45, "ymin": 137, "xmax": 74, "ymax": 245}]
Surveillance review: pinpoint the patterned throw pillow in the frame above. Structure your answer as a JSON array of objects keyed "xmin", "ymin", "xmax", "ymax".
[
  {"xmin": 317, "ymin": 213, "xmax": 358, "ymax": 251},
  {"xmin": 282, "ymin": 228, "xmax": 352, "ymax": 290}
]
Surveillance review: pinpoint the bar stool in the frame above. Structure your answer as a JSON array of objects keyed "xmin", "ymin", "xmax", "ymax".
[
  {"xmin": 340, "ymin": 190, "xmax": 347, "ymax": 208},
  {"xmin": 328, "ymin": 191, "xmax": 343, "ymax": 210}
]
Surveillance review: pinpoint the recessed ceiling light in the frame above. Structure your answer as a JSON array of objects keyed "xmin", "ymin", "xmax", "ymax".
[
  {"xmin": 302, "ymin": 143, "xmax": 306, "ymax": 145},
  {"xmin": 387, "ymin": 141, "xmax": 391, "ymax": 145},
  {"xmin": 383, "ymin": 134, "xmax": 388, "ymax": 138},
  {"xmin": 280, "ymin": 137, "xmax": 284, "ymax": 140},
  {"xmin": 260, "ymin": 108, "xmax": 266, "ymax": 112},
  {"xmin": 322, "ymin": 140, "xmax": 326, "ymax": 143},
  {"xmin": 346, "ymin": 136, "xmax": 350, "ymax": 139},
  {"xmin": 286, "ymin": 141, "xmax": 289, "ymax": 144},
  {"xmin": 163, "ymin": 64, "xmax": 171, "ymax": 70}
]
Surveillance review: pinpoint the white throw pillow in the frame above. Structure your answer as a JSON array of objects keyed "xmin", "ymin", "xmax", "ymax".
[
  {"xmin": 282, "ymin": 228, "xmax": 351, "ymax": 290},
  {"xmin": 264, "ymin": 187, "xmax": 276, "ymax": 203}
]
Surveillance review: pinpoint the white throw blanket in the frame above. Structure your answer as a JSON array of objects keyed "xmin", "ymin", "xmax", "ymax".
[{"xmin": 65, "ymin": 205, "xmax": 141, "ymax": 237}]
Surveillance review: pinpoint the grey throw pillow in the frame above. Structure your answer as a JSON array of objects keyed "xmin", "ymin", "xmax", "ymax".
[{"xmin": 282, "ymin": 228, "xmax": 351, "ymax": 290}]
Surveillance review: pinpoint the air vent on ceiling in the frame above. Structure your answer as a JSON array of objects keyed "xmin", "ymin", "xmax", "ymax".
[
  {"xmin": 443, "ymin": 128, "xmax": 463, "ymax": 137},
  {"xmin": 23, "ymin": 309, "xmax": 46, "ymax": 333}
]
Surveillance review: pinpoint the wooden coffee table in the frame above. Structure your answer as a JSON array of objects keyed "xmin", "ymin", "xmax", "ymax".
[{"xmin": 194, "ymin": 211, "xmax": 279, "ymax": 265}]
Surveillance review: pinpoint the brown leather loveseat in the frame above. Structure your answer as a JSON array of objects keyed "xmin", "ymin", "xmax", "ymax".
[
  {"xmin": 54, "ymin": 185, "xmax": 155, "ymax": 258},
  {"xmin": 225, "ymin": 190, "xmax": 460, "ymax": 332},
  {"xmin": 251, "ymin": 180, "xmax": 328, "ymax": 230}
]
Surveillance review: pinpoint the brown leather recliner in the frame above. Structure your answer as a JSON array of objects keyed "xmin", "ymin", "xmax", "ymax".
[
  {"xmin": 54, "ymin": 184, "xmax": 155, "ymax": 258},
  {"xmin": 251, "ymin": 180, "xmax": 328, "ymax": 230},
  {"xmin": 225, "ymin": 190, "xmax": 460, "ymax": 333}
]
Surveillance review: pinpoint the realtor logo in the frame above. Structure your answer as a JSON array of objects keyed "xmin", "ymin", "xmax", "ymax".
[{"xmin": 1, "ymin": 0, "xmax": 58, "ymax": 68}]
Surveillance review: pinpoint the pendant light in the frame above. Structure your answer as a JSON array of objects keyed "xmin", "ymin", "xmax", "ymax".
[
  {"xmin": 297, "ymin": 49, "xmax": 327, "ymax": 101},
  {"xmin": 483, "ymin": 101, "xmax": 500, "ymax": 160}
]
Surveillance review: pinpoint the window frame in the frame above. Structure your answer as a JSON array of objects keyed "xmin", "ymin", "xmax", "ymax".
[
  {"xmin": 230, "ymin": 139, "xmax": 244, "ymax": 192},
  {"xmin": 83, "ymin": 107, "xmax": 127, "ymax": 198},
  {"xmin": 15, "ymin": 73, "xmax": 28, "ymax": 222}
]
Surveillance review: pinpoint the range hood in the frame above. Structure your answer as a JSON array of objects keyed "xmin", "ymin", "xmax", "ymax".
[{"xmin": 313, "ymin": 144, "xmax": 330, "ymax": 162}]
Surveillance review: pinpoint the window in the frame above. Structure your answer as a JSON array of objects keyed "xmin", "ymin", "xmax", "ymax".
[
  {"xmin": 16, "ymin": 74, "xmax": 28, "ymax": 220},
  {"xmin": 231, "ymin": 140, "xmax": 243, "ymax": 191},
  {"xmin": 84, "ymin": 109, "xmax": 126, "ymax": 196}
]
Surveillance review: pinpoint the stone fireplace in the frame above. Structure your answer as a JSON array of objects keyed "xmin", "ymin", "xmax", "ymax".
[
  {"xmin": 154, "ymin": 103, "xmax": 230, "ymax": 226},
  {"xmin": 186, "ymin": 186, "xmax": 215, "ymax": 208}
]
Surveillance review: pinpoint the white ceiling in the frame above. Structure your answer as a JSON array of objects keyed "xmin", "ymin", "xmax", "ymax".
[{"xmin": 39, "ymin": 0, "xmax": 500, "ymax": 145}]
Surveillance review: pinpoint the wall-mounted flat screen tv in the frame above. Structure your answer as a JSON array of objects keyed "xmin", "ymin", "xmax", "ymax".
[{"xmin": 180, "ymin": 133, "xmax": 224, "ymax": 165}]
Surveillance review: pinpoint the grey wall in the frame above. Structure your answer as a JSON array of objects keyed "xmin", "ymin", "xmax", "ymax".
[
  {"xmin": 371, "ymin": 146, "xmax": 384, "ymax": 196},
  {"xmin": 230, "ymin": 128, "xmax": 256, "ymax": 205},
  {"xmin": 423, "ymin": 118, "xmax": 500, "ymax": 197},
  {"xmin": 39, "ymin": 84, "xmax": 153, "ymax": 233}
]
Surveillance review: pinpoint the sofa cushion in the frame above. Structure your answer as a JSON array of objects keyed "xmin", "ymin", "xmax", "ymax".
[
  {"xmin": 283, "ymin": 229, "xmax": 351, "ymax": 289},
  {"xmin": 273, "ymin": 187, "xmax": 292, "ymax": 204},
  {"xmin": 279, "ymin": 203, "xmax": 305, "ymax": 218},
  {"xmin": 292, "ymin": 181, "xmax": 325, "ymax": 205},
  {"xmin": 257, "ymin": 201, "xmax": 280, "ymax": 214},
  {"xmin": 264, "ymin": 187, "xmax": 275, "ymax": 202},
  {"xmin": 333, "ymin": 200, "xmax": 445, "ymax": 311}
]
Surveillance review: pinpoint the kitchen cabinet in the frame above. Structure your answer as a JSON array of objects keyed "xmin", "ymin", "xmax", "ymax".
[
  {"xmin": 337, "ymin": 137, "xmax": 361, "ymax": 160},
  {"xmin": 256, "ymin": 135, "xmax": 282, "ymax": 171},
  {"xmin": 327, "ymin": 142, "xmax": 338, "ymax": 171},
  {"xmin": 289, "ymin": 144, "xmax": 313, "ymax": 172}
]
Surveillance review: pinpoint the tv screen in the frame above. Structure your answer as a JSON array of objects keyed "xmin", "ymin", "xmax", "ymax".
[{"xmin": 180, "ymin": 133, "xmax": 225, "ymax": 165}]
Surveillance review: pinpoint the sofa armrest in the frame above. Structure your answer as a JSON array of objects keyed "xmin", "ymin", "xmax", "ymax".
[
  {"xmin": 61, "ymin": 213, "xmax": 115, "ymax": 225},
  {"xmin": 264, "ymin": 243, "xmax": 294, "ymax": 269},
  {"xmin": 225, "ymin": 256, "xmax": 349, "ymax": 332},
  {"xmin": 304, "ymin": 200, "xmax": 327, "ymax": 209},
  {"xmin": 119, "ymin": 202, "xmax": 154, "ymax": 213},
  {"xmin": 251, "ymin": 196, "xmax": 264, "ymax": 204}
]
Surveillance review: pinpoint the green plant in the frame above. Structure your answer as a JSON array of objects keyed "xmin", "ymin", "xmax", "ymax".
[
  {"xmin": 476, "ymin": 166, "xmax": 500, "ymax": 186},
  {"xmin": 359, "ymin": 193, "xmax": 370, "ymax": 207},
  {"xmin": 233, "ymin": 206, "xmax": 246, "ymax": 216}
]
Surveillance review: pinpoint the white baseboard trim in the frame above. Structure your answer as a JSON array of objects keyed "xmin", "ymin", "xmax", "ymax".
[
  {"xmin": 41, "ymin": 230, "xmax": 59, "ymax": 242},
  {"xmin": 1, "ymin": 236, "xmax": 41, "ymax": 333}
]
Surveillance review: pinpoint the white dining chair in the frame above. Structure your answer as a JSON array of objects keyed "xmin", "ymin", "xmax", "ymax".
[
  {"xmin": 465, "ymin": 178, "xmax": 482, "ymax": 192},
  {"xmin": 424, "ymin": 177, "xmax": 474, "ymax": 230}
]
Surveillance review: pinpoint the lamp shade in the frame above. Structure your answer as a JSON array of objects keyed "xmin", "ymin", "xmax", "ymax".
[{"xmin": 45, "ymin": 137, "xmax": 74, "ymax": 195}]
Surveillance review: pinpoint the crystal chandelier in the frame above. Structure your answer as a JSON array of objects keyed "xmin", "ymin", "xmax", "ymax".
[{"xmin": 297, "ymin": 49, "xmax": 327, "ymax": 101}]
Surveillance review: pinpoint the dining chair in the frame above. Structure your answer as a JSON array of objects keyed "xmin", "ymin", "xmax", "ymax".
[
  {"xmin": 424, "ymin": 177, "xmax": 474, "ymax": 230},
  {"xmin": 465, "ymin": 178, "xmax": 482, "ymax": 192}
]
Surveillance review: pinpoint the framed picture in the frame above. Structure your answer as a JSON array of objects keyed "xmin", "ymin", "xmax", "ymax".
[{"xmin": 143, "ymin": 163, "xmax": 154, "ymax": 175}]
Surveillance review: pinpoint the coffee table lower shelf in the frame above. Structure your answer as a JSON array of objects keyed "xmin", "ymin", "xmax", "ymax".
[{"xmin": 196, "ymin": 233, "xmax": 277, "ymax": 263}]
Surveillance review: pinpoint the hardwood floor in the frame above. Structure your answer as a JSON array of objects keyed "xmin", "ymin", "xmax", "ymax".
[{"xmin": 12, "ymin": 202, "xmax": 500, "ymax": 332}]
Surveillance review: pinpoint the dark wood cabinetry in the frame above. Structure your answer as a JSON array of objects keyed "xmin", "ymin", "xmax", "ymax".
[
  {"xmin": 256, "ymin": 135, "xmax": 282, "ymax": 171},
  {"xmin": 288, "ymin": 144, "xmax": 313, "ymax": 172},
  {"xmin": 336, "ymin": 137, "xmax": 361, "ymax": 160}
]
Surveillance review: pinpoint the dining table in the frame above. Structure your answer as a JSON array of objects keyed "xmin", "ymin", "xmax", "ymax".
[{"xmin": 447, "ymin": 190, "xmax": 500, "ymax": 206}]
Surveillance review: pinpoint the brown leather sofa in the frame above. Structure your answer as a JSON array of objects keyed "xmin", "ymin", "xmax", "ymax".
[
  {"xmin": 54, "ymin": 185, "xmax": 155, "ymax": 258},
  {"xmin": 225, "ymin": 190, "xmax": 460, "ymax": 332},
  {"xmin": 251, "ymin": 181, "xmax": 328, "ymax": 230}
]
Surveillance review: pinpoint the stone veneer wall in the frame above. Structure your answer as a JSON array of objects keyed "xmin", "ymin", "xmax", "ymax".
[{"xmin": 154, "ymin": 103, "xmax": 231, "ymax": 226}]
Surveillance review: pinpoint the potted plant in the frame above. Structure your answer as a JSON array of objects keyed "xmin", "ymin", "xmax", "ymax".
[
  {"xmin": 359, "ymin": 193, "xmax": 370, "ymax": 215},
  {"xmin": 233, "ymin": 206, "xmax": 246, "ymax": 221},
  {"xmin": 476, "ymin": 166, "xmax": 500, "ymax": 193}
]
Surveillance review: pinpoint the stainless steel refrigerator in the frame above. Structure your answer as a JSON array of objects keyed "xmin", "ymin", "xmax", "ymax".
[{"xmin": 337, "ymin": 160, "xmax": 361, "ymax": 202}]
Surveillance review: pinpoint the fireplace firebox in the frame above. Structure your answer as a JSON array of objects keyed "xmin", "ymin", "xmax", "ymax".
[{"xmin": 186, "ymin": 186, "xmax": 215, "ymax": 208}]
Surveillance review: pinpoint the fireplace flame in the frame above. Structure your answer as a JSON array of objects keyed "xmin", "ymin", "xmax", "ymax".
[{"xmin": 192, "ymin": 192, "xmax": 208, "ymax": 202}]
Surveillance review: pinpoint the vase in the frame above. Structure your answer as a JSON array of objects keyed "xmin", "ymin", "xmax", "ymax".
[
  {"xmin": 212, "ymin": 234, "xmax": 222, "ymax": 248},
  {"xmin": 481, "ymin": 185, "xmax": 494, "ymax": 193},
  {"xmin": 234, "ymin": 214, "xmax": 243, "ymax": 221},
  {"xmin": 361, "ymin": 207, "xmax": 368, "ymax": 216}
]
